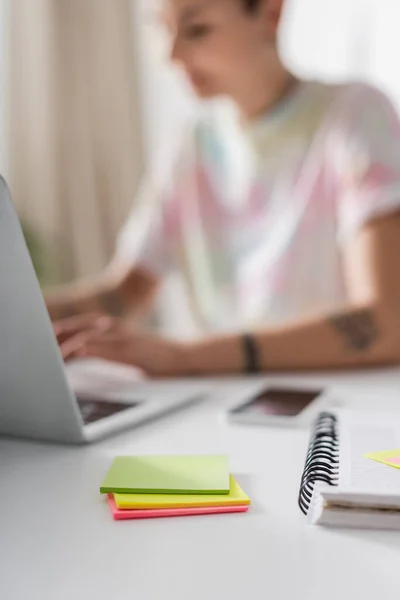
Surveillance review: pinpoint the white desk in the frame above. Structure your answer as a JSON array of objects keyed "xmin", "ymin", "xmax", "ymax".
[{"xmin": 2, "ymin": 369, "xmax": 400, "ymax": 600}]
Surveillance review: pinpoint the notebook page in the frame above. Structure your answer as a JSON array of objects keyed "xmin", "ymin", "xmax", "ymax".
[{"xmin": 337, "ymin": 410, "xmax": 400, "ymax": 500}]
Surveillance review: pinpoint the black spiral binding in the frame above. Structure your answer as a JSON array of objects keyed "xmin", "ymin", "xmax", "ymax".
[{"xmin": 298, "ymin": 412, "xmax": 340, "ymax": 515}]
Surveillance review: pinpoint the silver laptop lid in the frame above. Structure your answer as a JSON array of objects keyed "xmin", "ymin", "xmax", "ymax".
[{"xmin": 0, "ymin": 177, "xmax": 85, "ymax": 443}]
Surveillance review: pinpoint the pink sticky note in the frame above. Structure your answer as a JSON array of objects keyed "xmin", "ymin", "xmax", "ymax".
[
  {"xmin": 387, "ymin": 456, "xmax": 400, "ymax": 465},
  {"xmin": 107, "ymin": 494, "xmax": 249, "ymax": 520}
]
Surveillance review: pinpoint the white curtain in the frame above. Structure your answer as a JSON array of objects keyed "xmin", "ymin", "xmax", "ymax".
[{"xmin": 8, "ymin": 0, "xmax": 144, "ymax": 283}]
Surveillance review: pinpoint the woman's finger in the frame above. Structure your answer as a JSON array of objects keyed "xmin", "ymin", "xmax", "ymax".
[
  {"xmin": 82, "ymin": 331, "xmax": 131, "ymax": 344},
  {"xmin": 53, "ymin": 312, "xmax": 102, "ymax": 334},
  {"xmin": 76, "ymin": 342, "xmax": 129, "ymax": 365},
  {"xmin": 61, "ymin": 334, "xmax": 91, "ymax": 361},
  {"xmin": 54, "ymin": 313, "xmax": 109, "ymax": 344},
  {"xmin": 60, "ymin": 318, "xmax": 114, "ymax": 360}
]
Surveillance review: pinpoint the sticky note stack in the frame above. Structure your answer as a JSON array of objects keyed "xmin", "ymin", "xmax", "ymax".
[{"xmin": 100, "ymin": 455, "xmax": 251, "ymax": 520}]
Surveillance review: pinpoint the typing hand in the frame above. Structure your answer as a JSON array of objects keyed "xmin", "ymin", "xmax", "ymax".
[
  {"xmin": 53, "ymin": 313, "xmax": 109, "ymax": 361},
  {"xmin": 69, "ymin": 317, "xmax": 189, "ymax": 377}
]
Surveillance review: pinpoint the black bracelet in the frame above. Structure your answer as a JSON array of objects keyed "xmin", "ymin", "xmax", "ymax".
[{"xmin": 241, "ymin": 333, "xmax": 261, "ymax": 374}]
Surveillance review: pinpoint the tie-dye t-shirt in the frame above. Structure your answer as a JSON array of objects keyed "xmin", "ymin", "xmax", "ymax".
[{"xmin": 117, "ymin": 81, "xmax": 400, "ymax": 334}]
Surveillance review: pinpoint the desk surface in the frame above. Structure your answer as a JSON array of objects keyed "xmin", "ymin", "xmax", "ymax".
[{"xmin": 2, "ymin": 369, "xmax": 400, "ymax": 600}]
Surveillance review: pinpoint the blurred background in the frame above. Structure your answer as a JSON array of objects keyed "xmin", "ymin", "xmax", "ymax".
[{"xmin": 0, "ymin": 0, "xmax": 399, "ymax": 287}]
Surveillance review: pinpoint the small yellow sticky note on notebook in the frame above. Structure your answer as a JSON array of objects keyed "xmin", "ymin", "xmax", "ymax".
[
  {"xmin": 113, "ymin": 475, "xmax": 250, "ymax": 510},
  {"xmin": 364, "ymin": 449, "xmax": 400, "ymax": 470}
]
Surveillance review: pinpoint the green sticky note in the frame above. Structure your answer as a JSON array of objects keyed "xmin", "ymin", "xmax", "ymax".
[{"xmin": 100, "ymin": 455, "xmax": 230, "ymax": 495}]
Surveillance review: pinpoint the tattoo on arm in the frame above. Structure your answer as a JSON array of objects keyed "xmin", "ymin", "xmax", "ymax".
[
  {"xmin": 329, "ymin": 309, "xmax": 380, "ymax": 352},
  {"xmin": 98, "ymin": 289, "xmax": 126, "ymax": 317}
]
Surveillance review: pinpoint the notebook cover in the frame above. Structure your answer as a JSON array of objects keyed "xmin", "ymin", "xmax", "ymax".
[
  {"xmin": 107, "ymin": 495, "xmax": 249, "ymax": 520},
  {"xmin": 100, "ymin": 455, "xmax": 230, "ymax": 495},
  {"xmin": 113, "ymin": 475, "xmax": 250, "ymax": 509}
]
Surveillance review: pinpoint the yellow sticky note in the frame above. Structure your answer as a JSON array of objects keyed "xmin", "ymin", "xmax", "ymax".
[
  {"xmin": 113, "ymin": 475, "xmax": 250, "ymax": 510},
  {"xmin": 364, "ymin": 449, "xmax": 400, "ymax": 470}
]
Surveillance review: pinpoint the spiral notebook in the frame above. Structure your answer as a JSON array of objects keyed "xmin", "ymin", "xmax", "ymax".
[{"xmin": 298, "ymin": 409, "xmax": 400, "ymax": 529}]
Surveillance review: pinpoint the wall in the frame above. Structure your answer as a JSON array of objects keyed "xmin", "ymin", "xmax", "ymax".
[{"xmin": 283, "ymin": 0, "xmax": 400, "ymax": 108}]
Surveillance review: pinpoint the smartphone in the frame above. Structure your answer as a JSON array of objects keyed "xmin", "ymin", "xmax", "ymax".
[{"xmin": 227, "ymin": 385, "xmax": 329, "ymax": 428}]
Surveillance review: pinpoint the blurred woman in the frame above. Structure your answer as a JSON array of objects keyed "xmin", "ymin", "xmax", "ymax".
[{"xmin": 47, "ymin": 0, "xmax": 400, "ymax": 376}]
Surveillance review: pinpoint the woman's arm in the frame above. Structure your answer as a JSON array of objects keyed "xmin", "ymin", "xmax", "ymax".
[
  {"xmin": 185, "ymin": 304, "xmax": 400, "ymax": 375},
  {"xmin": 45, "ymin": 263, "xmax": 158, "ymax": 322},
  {"xmin": 184, "ymin": 213, "xmax": 400, "ymax": 375},
  {"xmin": 74, "ymin": 212, "xmax": 400, "ymax": 377}
]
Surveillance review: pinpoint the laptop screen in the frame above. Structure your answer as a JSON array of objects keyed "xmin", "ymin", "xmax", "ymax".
[{"xmin": 76, "ymin": 397, "xmax": 141, "ymax": 425}]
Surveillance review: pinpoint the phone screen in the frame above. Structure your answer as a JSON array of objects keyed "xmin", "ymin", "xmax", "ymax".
[{"xmin": 232, "ymin": 388, "xmax": 322, "ymax": 417}]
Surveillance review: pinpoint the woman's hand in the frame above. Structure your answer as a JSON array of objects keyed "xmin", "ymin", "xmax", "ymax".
[
  {"xmin": 69, "ymin": 317, "xmax": 190, "ymax": 377},
  {"xmin": 53, "ymin": 313, "xmax": 108, "ymax": 360}
]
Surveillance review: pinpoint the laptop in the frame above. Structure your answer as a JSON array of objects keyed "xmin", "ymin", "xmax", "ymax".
[{"xmin": 0, "ymin": 177, "xmax": 208, "ymax": 444}]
